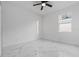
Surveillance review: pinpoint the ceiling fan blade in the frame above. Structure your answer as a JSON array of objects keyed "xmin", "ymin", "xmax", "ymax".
[
  {"xmin": 33, "ymin": 3, "xmax": 42, "ymax": 6},
  {"xmin": 41, "ymin": 6, "xmax": 43, "ymax": 10},
  {"xmin": 41, "ymin": 1, "xmax": 48, "ymax": 3},
  {"xmin": 46, "ymin": 3, "xmax": 52, "ymax": 7}
]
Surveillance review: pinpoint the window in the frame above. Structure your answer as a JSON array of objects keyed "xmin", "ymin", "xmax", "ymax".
[{"xmin": 58, "ymin": 13, "xmax": 72, "ymax": 32}]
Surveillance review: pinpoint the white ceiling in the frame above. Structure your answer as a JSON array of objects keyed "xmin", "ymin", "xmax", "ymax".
[
  {"xmin": 32, "ymin": 1, "xmax": 78, "ymax": 15},
  {"xmin": 4, "ymin": 1, "xmax": 78, "ymax": 15}
]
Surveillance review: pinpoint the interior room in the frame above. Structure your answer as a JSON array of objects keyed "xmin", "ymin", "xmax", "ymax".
[{"xmin": 1, "ymin": 1, "xmax": 79, "ymax": 57}]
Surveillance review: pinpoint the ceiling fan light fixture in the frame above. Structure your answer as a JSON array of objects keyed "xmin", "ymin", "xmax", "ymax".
[{"xmin": 42, "ymin": 3, "xmax": 46, "ymax": 6}]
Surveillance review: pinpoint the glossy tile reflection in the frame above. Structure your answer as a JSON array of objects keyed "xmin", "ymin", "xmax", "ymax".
[{"xmin": 2, "ymin": 39, "xmax": 79, "ymax": 57}]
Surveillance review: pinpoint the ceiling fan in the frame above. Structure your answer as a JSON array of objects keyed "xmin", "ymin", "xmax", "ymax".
[{"xmin": 33, "ymin": 1, "xmax": 52, "ymax": 10}]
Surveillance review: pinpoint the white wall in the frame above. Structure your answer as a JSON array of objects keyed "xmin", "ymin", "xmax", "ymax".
[
  {"xmin": 0, "ymin": 4, "xmax": 1, "ymax": 56},
  {"xmin": 42, "ymin": 3, "xmax": 79, "ymax": 46},
  {"xmin": 2, "ymin": 2, "xmax": 40, "ymax": 47}
]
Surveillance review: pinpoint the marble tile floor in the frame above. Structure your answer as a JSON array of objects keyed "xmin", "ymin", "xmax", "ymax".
[{"xmin": 2, "ymin": 39, "xmax": 79, "ymax": 57}]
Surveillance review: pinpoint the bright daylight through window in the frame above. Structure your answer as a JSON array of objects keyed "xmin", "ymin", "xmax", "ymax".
[{"xmin": 58, "ymin": 13, "xmax": 72, "ymax": 32}]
